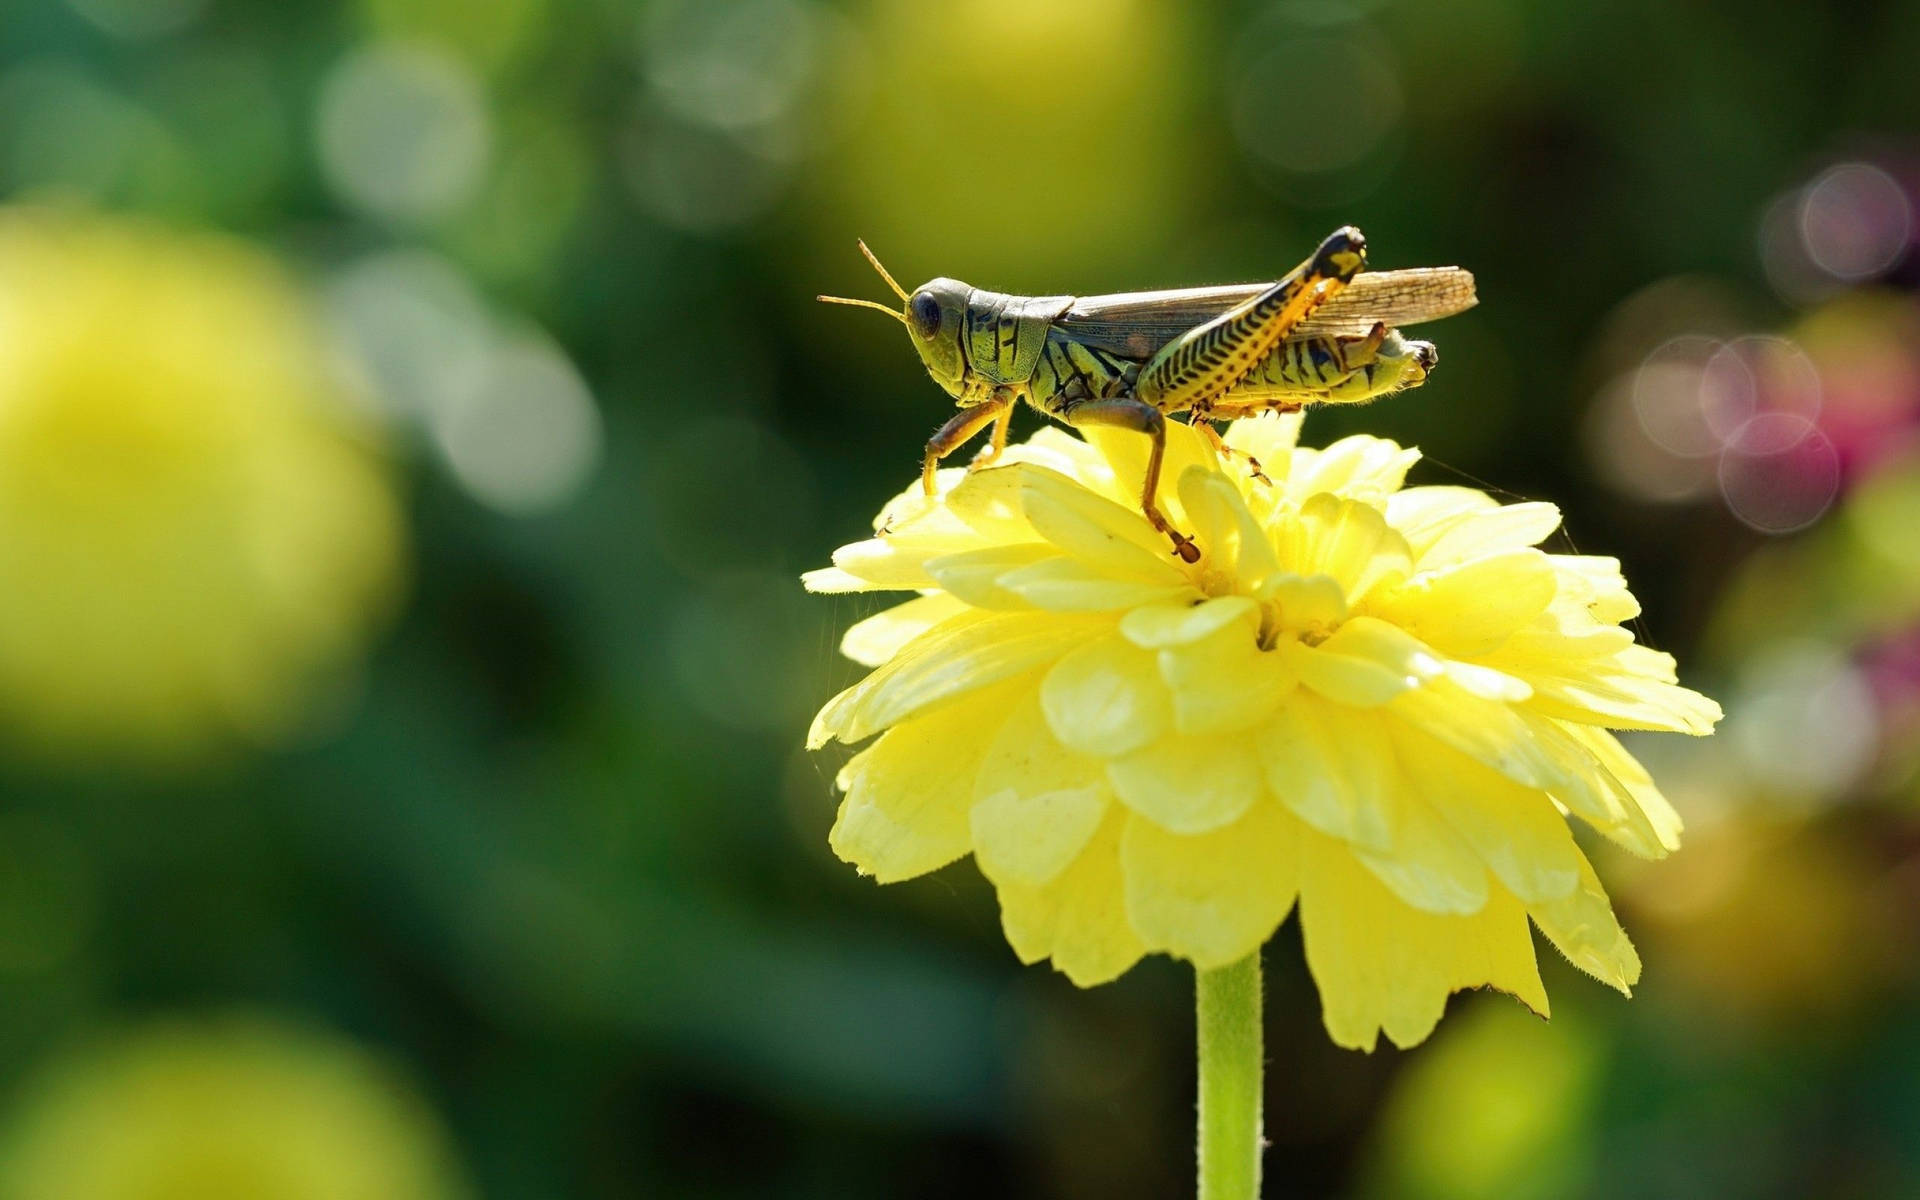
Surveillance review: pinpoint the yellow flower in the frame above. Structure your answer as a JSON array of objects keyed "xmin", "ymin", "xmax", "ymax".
[
  {"xmin": 0, "ymin": 209, "xmax": 404, "ymax": 760},
  {"xmin": 807, "ymin": 414, "xmax": 1719, "ymax": 1050},
  {"xmin": 0, "ymin": 1015, "xmax": 470, "ymax": 1200}
]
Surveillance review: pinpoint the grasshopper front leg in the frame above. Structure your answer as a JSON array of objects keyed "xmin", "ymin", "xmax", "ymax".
[
  {"xmin": 922, "ymin": 395, "xmax": 1011, "ymax": 495},
  {"xmin": 973, "ymin": 398, "xmax": 1016, "ymax": 469},
  {"xmin": 1135, "ymin": 226, "xmax": 1367, "ymax": 415},
  {"xmin": 1064, "ymin": 398, "xmax": 1200, "ymax": 563}
]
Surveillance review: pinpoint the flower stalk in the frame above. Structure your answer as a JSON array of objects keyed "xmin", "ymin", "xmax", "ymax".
[{"xmin": 1196, "ymin": 952, "xmax": 1263, "ymax": 1200}]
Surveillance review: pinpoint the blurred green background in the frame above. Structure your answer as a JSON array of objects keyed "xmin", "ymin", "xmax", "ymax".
[{"xmin": 0, "ymin": 0, "xmax": 1917, "ymax": 1196}]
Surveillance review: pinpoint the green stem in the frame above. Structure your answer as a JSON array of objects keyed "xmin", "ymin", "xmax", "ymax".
[{"xmin": 1196, "ymin": 951, "xmax": 1264, "ymax": 1200}]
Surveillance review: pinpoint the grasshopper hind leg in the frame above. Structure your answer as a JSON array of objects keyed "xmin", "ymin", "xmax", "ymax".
[
  {"xmin": 1134, "ymin": 226, "xmax": 1366, "ymax": 415},
  {"xmin": 1064, "ymin": 398, "xmax": 1200, "ymax": 563}
]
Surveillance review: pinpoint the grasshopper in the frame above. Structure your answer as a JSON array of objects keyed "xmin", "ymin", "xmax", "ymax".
[{"xmin": 819, "ymin": 226, "xmax": 1475, "ymax": 561}]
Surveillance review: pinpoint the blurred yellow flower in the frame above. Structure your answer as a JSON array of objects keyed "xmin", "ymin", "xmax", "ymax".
[
  {"xmin": 0, "ymin": 1015, "xmax": 470, "ymax": 1200},
  {"xmin": 0, "ymin": 209, "xmax": 405, "ymax": 760},
  {"xmin": 807, "ymin": 414, "xmax": 1719, "ymax": 1050}
]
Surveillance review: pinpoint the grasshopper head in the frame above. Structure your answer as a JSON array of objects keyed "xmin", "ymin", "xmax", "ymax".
[
  {"xmin": 903, "ymin": 278, "xmax": 971, "ymax": 400},
  {"xmin": 818, "ymin": 242, "xmax": 972, "ymax": 401}
]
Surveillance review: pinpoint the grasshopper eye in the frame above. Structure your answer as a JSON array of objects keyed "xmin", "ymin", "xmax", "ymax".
[{"xmin": 909, "ymin": 291, "xmax": 942, "ymax": 339}]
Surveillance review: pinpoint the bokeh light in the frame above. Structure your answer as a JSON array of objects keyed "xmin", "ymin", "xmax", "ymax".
[
  {"xmin": 1801, "ymin": 163, "xmax": 1912, "ymax": 283},
  {"xmin": 1762, "ymin": 159, "xmax": 1918, "ymax": 303},
  {"xmin": 1633, "ymin": 335, "xmax": 1731, "ymax": 458},
  {"xmin": 627, "ymin": 0, "xmax": 857, "ymax": 235},
  {"xmin": 316, "ymin": 42, "xmax": 490, "ymax": 226},
  {"xmin": 1230, "ymin": 4, "xmax": 1404, "ymax": 202},
  {"xmin": 431, "ymin": 328, "xmax": 602, "ymax": 515},
  {"xmin": 325, "ymin": 249, "xmax": 494, "ymax": 424},
  {"xmin": 1724, "ymin": 642, "xmax": 1879, "ymax": 803},
  {"xmin": 1717, "ymin": 413, "xmax": 1840, "ymax": 534}
]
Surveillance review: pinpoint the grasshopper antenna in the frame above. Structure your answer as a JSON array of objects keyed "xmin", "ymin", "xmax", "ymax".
[
  {"xmin": 816, "ymin": 294, "xmax": 905, "ymax": 323},
  {"xmin": 817, "ymin": 239, "xmax": 911, "ymax": 321},
  {"xmin": 858, "ymin": 239, "xmax": 910, "ymax": 302}
]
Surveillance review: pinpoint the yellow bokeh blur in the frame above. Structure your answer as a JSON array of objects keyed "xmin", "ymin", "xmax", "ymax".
[
  {"xmin": 1362, "ymin": 1000, "xmax": 1602, "ymax": 1200},
  {"xmin": 0, "ymin": 1015, "xmax": 469, "ymax": 1200},
  {"xmin": 823, "ymin": 0, "xmax": 1203, "ymax": 283},
  {"xmin": 0, "ymin": 208, "xmax": 405, "ymax": 762}
]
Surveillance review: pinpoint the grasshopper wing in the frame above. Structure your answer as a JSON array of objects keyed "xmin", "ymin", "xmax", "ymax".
[
  {"xmin": 1056, "ymin": 283, "xmax": 1270, "ymax": 359},
  {"xmin": 1294, "ymin": 267, "xmax": 1477, "ymax": 336},
  {"xmin": 1056, "ymin": 268, "xmax": 1477, "ymax": 358}
]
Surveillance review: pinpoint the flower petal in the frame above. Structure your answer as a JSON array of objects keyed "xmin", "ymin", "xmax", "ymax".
[
  {"xmin": 830, "ymin": 677, "xmax": 1026, "ymax": 881},
  {"xmin": 1527, "ymin": 850, "xmax": 1641, "ymax": 994},
  {"xmin": 1389, "ymin": 677, "xmax": 1568, "ymax": 795},
  {"xmin": 1301, "ymin": 836, "xmax": 1548, "ymax": 1052},
  {"xmin": 1080, "ymin": 418, "xmax": 1217, "ymax": 530},
  {"xmin": 1255, "ymin": 574, "xmax": 1348, "ymax": 629},
  {"xmin": 839, "ymin": 593, "xmax": 969, "ymax": 667},
  {"xmin": 1040, "ymin": 632, "xmax": 1172, "ymax": 757},
  {"xmin": 1390, "ymin": 679, "xmax": 1654, "ymax": 859},
  {"xmin": 872, "ymin": 474, "xmax": 968, "ymax": 534},
  {"xmin": 1282, "ymin": 493, "xmax": 1414, "ymax": 601},
  {"xmin": 809, "ymin": 610, "xmax": 1100, "ymax": 748},
  {"xmin": 1560, "ymin": 726, "xmax": 1684, "ymax": 853},
  {"xmin": 997, "ymin": 555, "xmax": 1196, "ymax": 612},
  {"xmin": 1394, "ymin": 723, "xmax": 1583, "ymax": 903},
  {"xmin": 1177, "ymin": 466, "xmax": 1280, "ymax": 579},
  {"xmin": 1368, "ymin": 549, "xmax": 1557, "ymax": 657},
  {"xmin": 1176, "ymin": 465, "xmax": 1241, "ymax": 563},
  {"xmin": 1157, "ymin": 620, "xmax": 1295, "ymax": 735},
  {"xmin": 1546, "ymin": 554, "xmax": 1641, "ymax": 624},
  {"xmin": 1120, "ymin": 801, "xmax": 1301, "ymax": 968},
  {"xmin": 1011, "ymin": 425, "xmax": 1118, "ymax": 484},
  {"xmin": 996, "ymin": 807, "xmax": 1146, "ymax": 986},
  {"xmin": 943, "ymin": 464, "xmax": 1043, "ymax": 541},
  {"xmin": 1354, "ymin": 790, "xmax": 1491, "ymax": 917},
  {"xmin": 802, "ymin": 566, "xmax": 883, "ymax": 594},
  {"xmin": 1512, "ymin": 646, "xmax": 1723, "ymax": 735},
  {"xmin": 1418, "ymin": 502, "xmax": 1562, "ymax": 568},
  {"xmin": 1514, "ymin": 713, "xmax": 1667, "ymax": 857},
  {"xmin": 1119, "ymin": 595, "xmax": 1258, "ymax": 649},
  {"xmin": 830, "ymin": 532, "xmax": 978, "ymax": 590},
  {"xmin": 1256, "ymin": 695, "xmax": 1395, "ymax": 851},
  {"xmin": 1500, "ymin": 619, "xmax": 1636, "ymax": 661},
  {"xmin": 1384, "ymin": 486, "xmax": 1498, "ymax": 556},
  {"xmin": 1284, "ymin": 617, "xmax": 1442, "ymax": 707},
  {"xmin": 972, "ymin": 692, "xmax": 1113, "ymax": 887},
  {"xmin": 1107, "ymin": 731, "xmax": 1263, "ymax": 834},
  {"xmin": 1441, "ymin": 659, "xmax": 1533, "ymax": 703},
  {"xmin": 1286, "ymin": 435, "xmax": 1422, "ymax": 504},
  {"xmin": 1013, "ymin": 463, "xmax": 1178, "ymax": 575},
  {"xmin": 922, "ymin": 543, "xmax": 1057, "ymax": 609}
]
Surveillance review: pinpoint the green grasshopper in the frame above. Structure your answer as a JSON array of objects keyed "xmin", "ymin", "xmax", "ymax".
[{"xmin": 819, "ymin": 226, "xmax": 1475, "ymax": 561}]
